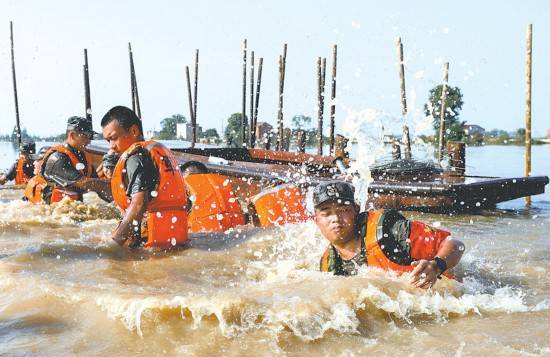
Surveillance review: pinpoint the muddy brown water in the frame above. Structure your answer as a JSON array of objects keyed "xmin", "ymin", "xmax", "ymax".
[{"xmin": 0, "ymin": 142, "xmax": 549, "ymax": 356}]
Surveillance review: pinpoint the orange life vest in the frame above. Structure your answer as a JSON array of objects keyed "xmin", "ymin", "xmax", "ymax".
[
  {"xmin": 111, "ymin": 140, "xmax": 188, "ymax": 249},
  {"xmin": 15, "ymin": 158, "xmax": 32, "ymax": 184},
  {"xmin": 321, "ymin": 210, "xmax": 454, "ymax": 278},
  {"xmin": 184, "ymin": 173, "xmax": 245, "ymax": 233},
  {"xmin": 24, "ymin": 175, "xmax": 49, "ymax": 204},
  {"xmin": 249, "ymin": 183, "xmax": 310, "ymax": 227},
  {"xmin": 41, "ymin": 144, "xmax": 94, "ymax": 203}
]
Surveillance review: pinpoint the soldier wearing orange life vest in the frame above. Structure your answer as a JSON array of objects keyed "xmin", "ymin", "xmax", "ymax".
[
  {"xmin": 0, "ymin": 142, "xmax": 35, "ymax": 186},
  {"xmin": 181, "ymin": 161, "xmax": 246, "ymax": 233},
  {"xmin": 37, "ymin": 116, "xmax": 111, "ymax": 204},
  {"xmin": 101, "ymin": 106, "xmax": 188, "ymax": 249},
  {"xmin": 313, "ymin": 181, "xmax": 465, "ymax": 289}
]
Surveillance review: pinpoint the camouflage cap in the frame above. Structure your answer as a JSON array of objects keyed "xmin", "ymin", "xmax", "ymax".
[
  {"xmin": 313, "ymin": 181, "xmax": 355, "ymax": 208},
  {"xmin": 66, "ymin": 116, "xmax": 97, "ymax": 137},
  {"xmin": 19, "ymin": 142, "xmax": 36, "ymax": 155}
]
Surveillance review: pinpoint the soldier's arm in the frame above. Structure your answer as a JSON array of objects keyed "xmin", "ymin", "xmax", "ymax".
[
  {"xmin": 71, "ymin": 177, "xmax": 113, "ymax": 202},
  {"xmin": 112, "ymin": 191, "xmax": 148, "ymax": 247},
  {"xmin": 0, "ymin": 162, "xmax": 18, "ymax": 184}
]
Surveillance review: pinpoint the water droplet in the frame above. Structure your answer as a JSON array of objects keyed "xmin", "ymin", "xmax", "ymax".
[
  {"xmin": 75, "ymin": 163, "xmax": 85, "ymax": 170},
  {"xmin": 151, "ymin": 191, "xmax": 158, "ymax": 197},
  {"xmin": 171, "ymin": 216, "xmax": 177, "ymax": 223},
  {"xmin": 171, "ymin": 238, "xmax": 177, "ymax": 246}
]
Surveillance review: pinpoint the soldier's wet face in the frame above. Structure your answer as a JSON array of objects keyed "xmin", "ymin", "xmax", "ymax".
[
  {"xmin": 314, "ymin": 201, "xmax": 357, "ymax": 245},
  {"xmin": 102, "ymin": 119, "xmax": 141, "ymax": 154}
]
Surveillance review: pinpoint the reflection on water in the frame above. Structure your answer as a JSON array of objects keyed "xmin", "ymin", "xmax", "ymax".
[{"xmin": 0, "ymin": 141, "xmax": 549, "ymax": 355}]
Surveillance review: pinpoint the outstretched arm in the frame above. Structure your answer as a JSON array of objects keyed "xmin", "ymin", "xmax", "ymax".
[
  {"xmin": 71, "ymin": 177, "xmax": 113, "ymax": 202},
  {"xmin": 410, "ymin": 238, "xmax": 465, "ymax": 289},
  {"xmin": 111, "ymin": 191, "xmax": 148, "ymax": 247}
]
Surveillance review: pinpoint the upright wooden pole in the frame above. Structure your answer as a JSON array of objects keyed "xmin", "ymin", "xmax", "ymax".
[
  {"xmin": 321, "ymin": 57, "xmax": 326, "ymax": 118},
  {"xmin": 241, "ymin": 39, "xmax": 247, "ymax": 147},
  {"xmin": 329, "ymin": 44, "xmax": 337, "ymax": 155},
  {"xmin": 83, "ymin": 49, "xmax": 92, "ymax": 121},
  {"xmin": 438, "ymin": 62, "xmax": 449, "ymax": 162},
  {"xmin": 297, "ymin": 129, "xmax": 306, "ymax": 153},
  {"xmin": 251, "ymin": 57, "xmax": 263, "ymax": 148},
  {"xmin": 447, "ymin": 141, "xmax": 465, "ymax": 177},
  {"xmin": 335, "ymin": 134, "xmax": 349, "ymax": 159},
  {"xmin": 249, "ymin": 51, "xmax": 255, "ymax": 147},
  {"xmin": 396, "ymin": 37, "xmax": 412, "ymax": 159},
  {"xmin": 282, "ymin": 43, "xmax": 287, "ymax": 86},
  {"xmin": 525, "ymin": 24, "xmax": 533, "ymax": 206},
  {"xmin": 392, "ymin": 141, "xmax": 401, "ymax": 160},
  {"xmin": 276, "ymin": 55, "xmax": 285, "ymax": 151},
  {"xmin": 193, "ymin": 49, "xmax": 199, "ymax": 144},
  {"xmin": 10, "ymin": 21, "xmax": 22, "ymax": 146},
  {"xmin": 128, "ymin": 43, "xmax": 141, "ymax": 118},
  {"xmin": 128, "ymin": 43, "xmax": 136, "ymax": 113},
  {"xmin": 316, "ymin": 57, "xmax": 324, "ymax": 155},
  {"xmin": 185, "ymin": 66, "xmax": 195, "ymax": 146},
  {"xmin": 276, "ymin": 44, "xmax": 288, "ymax": 151}
]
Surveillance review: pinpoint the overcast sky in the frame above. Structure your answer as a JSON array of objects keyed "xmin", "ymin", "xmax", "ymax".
[{"xmin": 1, "ymin": 0, "xmax": 549, "ymax": 138}]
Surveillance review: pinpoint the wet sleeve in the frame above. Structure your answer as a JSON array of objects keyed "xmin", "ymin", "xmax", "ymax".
[
  {"xmin": 125, "ymin": 152, "xmax": 158, "ymax": 197},
  {"xmin": 4, "ymin": 162, "xmax": 18, "ymax": 181},
  {"xmin": 408, "ymin": 221, "xmax": 451, "ymax": 261},
  {"xmin": 42, "ymin": 152, "xmax": 83, "ymax": 187}
]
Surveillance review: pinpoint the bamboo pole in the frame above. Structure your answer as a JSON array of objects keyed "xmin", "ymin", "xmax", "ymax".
[
  {"xmin": 316, "ymin": 57, "xmax": 324, "ymax": 155},
  {"xmin": 249, "ymin": 51, "xmax": 255, "ymax": 147},
  {"xmin": 437, "ymin": 62, "xmax": 449, "ymax": 162},
  {"xmin": 251, "ymin": 57, "xmax": 263, "ymax": 148},
  {"xmin": 329, "ymin": 44, "xmax": 337, "ymax": 155},
  {"xmin": 83, "ymin": 49, "xmax": 92, "ymax": 121},
  {"xmin": 193, "ymin": 49, "xmax": 199, "ymax": 144},
  {"xmin": 525, "ymin": 24, "xmax": 533, "ymax": 206},
  {"xmin": 10, "ymin": 21, "xmax": 22, "ymax": 146},
  {"xmin": 185, "ymin": 66, "xmax": 195, "ymax": 147},
  {"xmin": 241, "ymin": 39, "xmax": 247, "ymax": 147},
  {"xmin": 396, "ymin": 37, "xmax": 411, "ymax": 159}
]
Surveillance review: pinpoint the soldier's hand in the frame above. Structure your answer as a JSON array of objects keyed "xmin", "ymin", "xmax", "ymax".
[{"xmin": 410, "ymin": 259, "xmax": 440, "ymax": 289}]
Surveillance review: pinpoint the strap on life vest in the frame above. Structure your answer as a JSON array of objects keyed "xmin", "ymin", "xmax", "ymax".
[
  {"xmin": 111, "ymin": 140, "xmax": 188, "ymax": 248},
  {"xmin": 184, "ymin": 173, "xmax": 245, "ymax": 233},
  {"xmin": 15, "ymin": 158, "xmax": 32, "ymax": 185},
  {"xmin": 249, "ymin": 183, "xmax": 309, "ymax": 227}
]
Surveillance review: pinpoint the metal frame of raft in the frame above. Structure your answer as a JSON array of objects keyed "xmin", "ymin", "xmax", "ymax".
[{"xmin": 86, "ymin": 144, "xmax": 549, "ymax": 213}]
